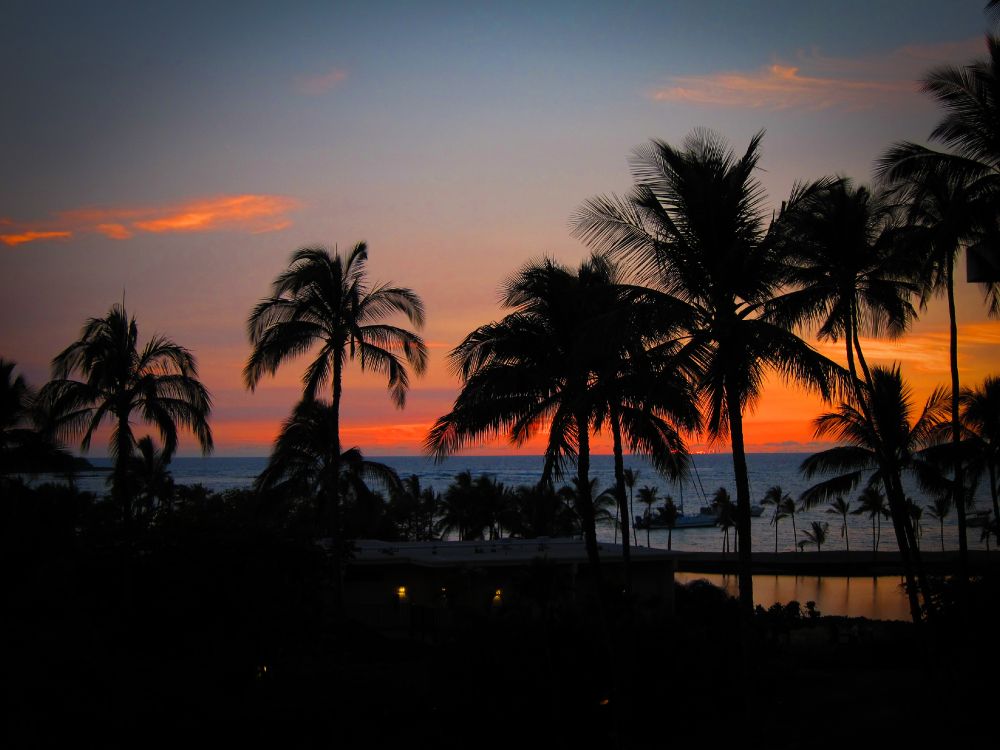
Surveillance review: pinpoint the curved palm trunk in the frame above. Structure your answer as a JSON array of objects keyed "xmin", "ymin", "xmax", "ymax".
[
  {"xmin": 947, "ymin": 264, "xmax": 969, "ymax": 582},
  {"xmin": 791, "ymin": 513, "xmax": 798, "ymax": 552},
  {"xmin": 724, "ymin": 381, "xmax": 754, "ymax": 619},
  {"xmin": 882, "ymin": 473, "xmax": 924, "ymax": 623},
  {"xmin": 850, "ymin": 313, "xmax": 929, "ymax": 621},
  {"xmin": 610, "ymin": 409, "xmax": 632, "ymax": 591},
  {"xmin": 843, "ymin": 516, "xmax": 849, "ymax": 552},
  {"xmin": 575, "ymin": 409, "xmax": 600, "ymax": 576}
]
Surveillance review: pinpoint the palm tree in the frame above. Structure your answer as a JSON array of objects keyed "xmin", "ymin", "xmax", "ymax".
[
  {"xmin": 661, "ymin": 496, "xmax": 679, "ymax": 551},
  {"xmin": 877, "ymin": 36, "xmax": 1000, "ymax": 578},
  {"xmin": 775, "ymin": 178, "xmax": 918, "ymax": 396},
  {"xmin": 41, "ymin": 304, "xmax": 213, "ymax": 522},
  {"xmin": 908, "ymin": 499, "xmax": 924, "ymax": 550},
  {"xmin": 573, "ymin": 129, "xmax": 845, "ymax": 616},
  {"xmin": 800, "ymin": 365, "xmax": 948, "ymax": 622},
  {"xmin": 802, "ymin": 521, "xmax": 830, "ymax": 552},
  {"xmin": 245, "ymin": 244, "xmax": 425, "ymax": 593},
  {"xmin": 926, "ymin": 495, "xmax": 952, "ymax": 552},
  {"xmin": 712, "ymin": 487, "xmax": 736, "ymax": 555},
  {"xmin": 762, "ymin": 485, "xmax": 792, "ymax": 553},
  {"xmin": 129, "ymin": 435, "xmax": 175, "ymax": 519},
  {"xmin": 427, "ymin": 255, "xmax": 656, "ymax": 573},
  {"xmin": 826, "ymin": 496, "xmax": 853, "ymax": 552},
  {"xmin": 623, "ymin": 468, "xmax": 640, "ymax": 546},
  {"xmin": 961, "ymin": 376, "xmax": 1000, "ymax": 544},
  {"xmin": 0, "ymin": 358, "xmax": 75, "ymax": 476},
  {"xmin": 853, "ymin": 486, "xmax": 890, "ymax": 554},
  {"xmin": 638, "ymin": 485, "xmax": 659, "ymax": 548},
  {"xmin": 256, "ymin": 399, "xmax": 401, "ymax": 531}
]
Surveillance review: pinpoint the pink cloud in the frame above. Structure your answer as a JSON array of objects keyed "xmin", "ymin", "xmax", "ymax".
[
  {"xmin": 295, "ymin": 67, "xmax": 348, "ymax": 95},
  {"xmin": 650, "ymin": 36, "xmax": 985, "ymax": 111},
  {"xmin": 1, "ymin": 194, "xmax": 299, "ymax": 246}
]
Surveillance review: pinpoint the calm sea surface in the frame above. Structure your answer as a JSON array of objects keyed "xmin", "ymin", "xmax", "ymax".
[{"xmin": 62, "ymin": 452, "xmax": 993, "ymax": 555}]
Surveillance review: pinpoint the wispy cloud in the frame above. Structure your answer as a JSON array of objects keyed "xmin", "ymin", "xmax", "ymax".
[
  {"xmin": 650, "ymin": 37, "xmax": 983, "ymax": 111},
  {"xmin": 1, "ymin": 194, "xmax": 299, "ymax": 247},
  {"xmin": 295, "ymin": 67, "xmax": 348, "ymax": 96},
  {"xmin": 0, "ymin": 230, "xmax": 73, "ymax": 247}
]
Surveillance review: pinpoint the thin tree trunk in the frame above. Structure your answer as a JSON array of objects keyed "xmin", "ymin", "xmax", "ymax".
[
  {"xmin": 940, "ymin": 519, "xmax": 945, "ymax": 553},
  {"xmin": 575, "ymin": 409, "xmax": 600, "ymax": 576},
  {"xmin": 610, "ymin": 409, "xmax": 632, "ymax": 591},
  {"xmin": 725, "ymin": 381, "xmax": 754, "ymax": 619},
  {"xmin": 668, "ymin": 527, "xmax": 672, "ymax": 551},
  {"xmin": 115, "ymin": 410, "xmax": 132, "ymax": 524},
  {"xmin": 844, "ymin": 517, "xmax": 849, "ymax": 552},
  {"xmin": 774, "ymin": 518, "xmax": 779, "ymax": 554},
  {"xmin": 990, "ymin": 463, "xmax": 999, "ymax": 546},
  {"xmin": 947, "ymin": 263, "xmax": 969, "ymax": 583},
  {"xmin": 330, "ymin": 354, "xmax": 344, "ymax": 610}
]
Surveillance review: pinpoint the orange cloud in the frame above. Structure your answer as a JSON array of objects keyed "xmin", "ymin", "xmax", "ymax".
[
  {"xmin": 0, "ymin": 230, "xmax": 72, "ymax": 247},
  {"xmin": 650, "ymin": 37, "xmax": 983, "ymax": 111},
  {"xmin": 95, "ymin": 223, "xmax": 133, "ymax": 240},
  {"xmin": 1, "ymin": 194, "xmax": 298, "ymax": 246},
  {"xmin": 295, "ymin": 67, "xmax": 348, "ymax": 95}
]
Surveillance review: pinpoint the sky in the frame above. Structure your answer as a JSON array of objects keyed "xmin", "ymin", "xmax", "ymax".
[{"xmin": 2, "ymin": 0, "xmax": 998, "ymax": 457}]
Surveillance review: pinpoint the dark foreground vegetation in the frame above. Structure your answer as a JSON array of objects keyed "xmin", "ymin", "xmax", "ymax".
[{"xmin": 4, "ymin": 480, "xmax": 996, "ymax": 748}]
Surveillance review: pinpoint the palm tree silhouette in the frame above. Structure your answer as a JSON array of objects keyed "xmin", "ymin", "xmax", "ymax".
[
  {"xmin": 256, "ymin": 399, "xmax": 401, "ymax": 534},
  {"xmin": 853, "ymin": 486, "xmax": 890, "ymax": 554},
  {"xmin": 961, "ymin": 376, "xmax": 1000, "ymax": 545},
  {"xmin": 878, "ymin": 35, "xmax": 1000, "ymax": 578},
  {"xmin": 661, "ymin": 496, "xmax": 679, "ymax": 551},
  {"xmin": 926, "ymin": 495, "xmax": 952, "ymax": 553},
  {"xmin": 712, "ymin": 487, "xmax": 736, "ymax": 555},
  {"xmin": 245, "ymin": 244, "xmax": 425, "ymax": 589},
  {"xmin": 573, "ymin": 129, "xmax": 844, "ymax": 615},
  {"xmin": 623, "ymin": 468, "xmax": 640, "ymax": 546},
  {"xmin": 41, "ymin": 304, "xmax": 213, "ymax": 522},
  {"xmin": 638, "ymin": 485, "xmax": 659, "ymax": 547},
  {"xmin": 428, "ymin": 255, "xmax": 672, "ymax": 573},
  {"xmin": 802, "ymin": 521, "xmax": 830, "ymax": 552},
  {"xmin": 775, "ymin": 178, "xmax": 918, "ymax": 396},
  {"xmin": 826, "ymin": 496, "xmax": 853, "ymax": 552},
  {"xmin": 801, "ymin": 366, "xmax": 947, "ymax": 621},
  {"xmin": 762, "ymin": 485, "xmax": 792, "ymax": 552},
  {"xmin": 0, "ymin": 358, "xmax": 75, "ymax": 476},
  {"xmin": 129, "ymin": 435, "xmax": 175, "ymax": 519}
]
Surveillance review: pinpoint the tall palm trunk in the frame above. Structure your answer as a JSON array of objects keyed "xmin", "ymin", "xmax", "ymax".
[
  {"xmin": 575, "ymin": 409, "xmax": 600, "ymax": 575},
  {"xmin": 725, "ymin": 380, "xmax": 754, "ymax": 619},
  {"xmin": 115, "ymin": 410, "xmax": 132, "ymax": 524},
  {"xmin": 939, "ymin": 518, "xmax": 945, "ymax": 553},
  {"xmin": 946, "ymin": 263, "xmax": 969, "ymax": 582},
  {"xmin": 329, "ymin": 354, "xmax": 344, "ymax": 608},
  {"xmin": 774, "ymin": 517, "xmax": 779, "ymax": 553},
  {"xmin": 882, "ymin": 473, "xmax": 924, "ymax": 623},
  {"xmin": 610, "ymin": 409, "xmax": 632, "ymax": 591},
  {"xmin": 850, "ymin": 313, "xmax": 930, "ymax": 621}
]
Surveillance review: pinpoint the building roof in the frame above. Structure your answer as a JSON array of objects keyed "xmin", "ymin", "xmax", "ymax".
[{"xmin": 347, "ymin": 537, "xmax": 677, "ymax": 568}]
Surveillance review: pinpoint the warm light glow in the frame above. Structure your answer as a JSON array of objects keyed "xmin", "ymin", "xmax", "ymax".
[{"xmin": 397, "ymin": 585, "xmax": 408, "ymax": 601}]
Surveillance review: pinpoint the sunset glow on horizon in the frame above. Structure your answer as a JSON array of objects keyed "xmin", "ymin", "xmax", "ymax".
[{"xmin": 3, "ymin": 0, "xmax": 998, "ymax": 461}]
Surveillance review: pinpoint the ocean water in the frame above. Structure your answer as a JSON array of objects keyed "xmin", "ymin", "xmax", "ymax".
[{"xmin": 59, "ymin": 452, "xmax": 994, "ymax": 555}]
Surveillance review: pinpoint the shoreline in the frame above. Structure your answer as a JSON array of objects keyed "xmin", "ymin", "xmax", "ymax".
[{"xmin": 671, "ymin": 549, "xmax": 998, "ymax": 577}]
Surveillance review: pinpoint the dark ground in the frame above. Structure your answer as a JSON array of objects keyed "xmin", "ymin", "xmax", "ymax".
[{"xmin": 2, "ymin": 484, "xmax": 997, "ymax": 748}]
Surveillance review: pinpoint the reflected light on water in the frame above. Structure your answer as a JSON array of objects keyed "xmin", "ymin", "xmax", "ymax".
[{"xmin": 675, "ymin": 572, "xmax": 911, "ymax": 621}]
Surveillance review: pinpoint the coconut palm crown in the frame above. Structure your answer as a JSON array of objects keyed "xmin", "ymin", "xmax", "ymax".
[{"xmin": 40, "ymin": 304, "xmax": 213, "ymax": 521}]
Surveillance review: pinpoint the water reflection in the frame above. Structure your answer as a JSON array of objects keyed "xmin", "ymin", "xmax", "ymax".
[{"xmin": 675, "ymin": 572, "xmax": 911, "ymax": 621}]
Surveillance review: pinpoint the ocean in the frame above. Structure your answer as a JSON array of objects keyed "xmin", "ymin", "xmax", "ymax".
[{"xmin": 57, "ymin": 452, "xmax": 994, "ymax": 556}]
